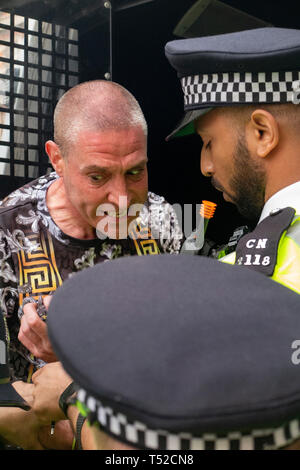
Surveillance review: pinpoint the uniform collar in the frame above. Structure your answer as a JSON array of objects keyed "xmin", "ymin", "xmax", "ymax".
[{"xmin": 258, "ymin": 181, "xmax": 300, "ymax": 224}]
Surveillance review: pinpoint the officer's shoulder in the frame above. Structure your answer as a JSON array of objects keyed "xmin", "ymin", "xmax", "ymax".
[
  {"xmin": 285, "ymin": 213, "xmax": 300, "ymax": 245},
  {"xmin": 220, "ymin": 251, "xmax": 236, "ymax": 265}
]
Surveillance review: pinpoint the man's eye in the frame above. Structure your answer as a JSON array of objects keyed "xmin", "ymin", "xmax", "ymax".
[
  {"xmin": 128, "ymin": 169, "xmax": 143, "ymax": 176},
  {"xmin": 205, "ymin": 141, "xmax": 211, "ymax": 150},
  {"xmin": 89, "ymin": 175, "xmax": 103, "ymax": 181}
]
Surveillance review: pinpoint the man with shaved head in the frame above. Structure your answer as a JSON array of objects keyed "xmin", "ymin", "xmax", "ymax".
[
  {"xmin": 45, "ymin": 80, "xmax": 150, "ymax": 241},
  {"xmin": 0, "ymin": 80, "xmax": 182, "ymax": 448}
]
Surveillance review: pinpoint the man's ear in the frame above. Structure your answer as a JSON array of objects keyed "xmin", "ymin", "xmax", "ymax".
[
  {"xmin": 248, "ymin": 109, "xmax": 279, "ymax": 158},
  {"xmin": 45, "ymin": 140, "xmax": 65, "ymax": 177}
]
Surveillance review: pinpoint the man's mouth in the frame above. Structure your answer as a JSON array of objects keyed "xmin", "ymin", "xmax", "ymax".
[{"xmin": 104, "ymin": 210, "xmax": 128, "ymax": 218}]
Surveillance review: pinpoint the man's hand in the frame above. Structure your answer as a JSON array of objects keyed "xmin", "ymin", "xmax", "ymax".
[
  {"xmin": 0, "ymin": 382, "xmax": 45, "ymax": 450},
  {"xmin": 18, "ymin": 295, "xmax": 57, "ymax": 362},
  {"xmin": 32, "ymin": 362, "xmax": 73, "ymax": 425}
]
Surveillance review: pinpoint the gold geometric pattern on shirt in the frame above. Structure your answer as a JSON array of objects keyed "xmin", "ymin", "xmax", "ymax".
[
  {"xmin": 17, "ymin": 231, "xmax": 63, "ymax": 305},
  {"xmin": 135, "ymin": 239, "xmax": 160, "ymax": 255},
  {"xmin": 129, "ymin": 220, "xmax": 160, "ymax": 256}
]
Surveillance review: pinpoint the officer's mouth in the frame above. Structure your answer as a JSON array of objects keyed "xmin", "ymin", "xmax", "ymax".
[
  {"xmin": 211, "ymin": 179, "xmax": 234, "ymax": 203},
  {"xmin": 220, "ymin": 190, "xmax": 235, "ymax": 204},
  {"xmin": 222, "ymin": 192, "xmax": 232, "ymax": 202},
  {"xmin": 211, "ymin": 178, "xmax": 225, "ymax": 194}
]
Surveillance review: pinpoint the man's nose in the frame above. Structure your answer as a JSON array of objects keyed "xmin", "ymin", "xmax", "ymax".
[
  {"xmin": 200, "ymin": 149, "xmax": 214, "ymax": 177},
  {"xmin": 107, "ymin": 176, "xmax": 131, "ymax": 208}
]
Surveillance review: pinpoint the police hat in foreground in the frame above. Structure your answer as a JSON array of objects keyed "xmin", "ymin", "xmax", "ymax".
[
  {"xmin": 48, "ymin": 255, "xmax": 300, "ymax": 450},
  {"xmin": 0, "ymin": 313, "xmax": 30, "ymax": 409},
  {"xmin": 165, "ymin": 27, "xmax": 300, "ymax": 140}
]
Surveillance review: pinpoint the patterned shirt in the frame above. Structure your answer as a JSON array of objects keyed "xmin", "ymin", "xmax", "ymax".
[{"xmin": 0, "ymin": 172, "xmax": 183, "ymax": 380}]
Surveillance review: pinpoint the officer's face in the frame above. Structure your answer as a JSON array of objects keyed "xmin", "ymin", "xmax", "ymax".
[{"xmin": 196, "ymin": 108, "xmax": 266, "ymax": 222}]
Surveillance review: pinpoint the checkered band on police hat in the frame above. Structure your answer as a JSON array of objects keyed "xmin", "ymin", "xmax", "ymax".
[
  {"xmin": 77, "ymin": 389, "xmax": 300, "ymax": 451},
  {"xmin": 181, "ymin": 71, "xmax": 300, "ymax": 109}
]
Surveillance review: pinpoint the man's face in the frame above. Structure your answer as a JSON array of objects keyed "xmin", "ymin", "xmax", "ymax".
[
  {"xmin": 59, "ymin": 126, "xmax": 148, "ymax": 238},
  {"xmin": 196, "ymin": 108, "xmax": 266, "ymax": 222}
]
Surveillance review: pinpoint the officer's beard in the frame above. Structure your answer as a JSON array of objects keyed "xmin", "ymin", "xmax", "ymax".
[{"xmin": 229, "ymin": 134, "xmax": 266, "ymax": 223}]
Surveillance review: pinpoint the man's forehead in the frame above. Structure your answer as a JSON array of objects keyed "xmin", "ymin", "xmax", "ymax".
[
  {"xmin": 81, "ymin": 157, "xmax": 148, "ymax": 172},
  {"xmin": 72, "ymin": 127, "xmax": 147, "ymax": 153},
  {"xmin": 77, "ymin": 126, "xmax": 146, "ymax": 140}
]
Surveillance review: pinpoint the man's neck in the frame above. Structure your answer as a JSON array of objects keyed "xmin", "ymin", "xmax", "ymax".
[{"xmin": 46, "ymin": 178, "xmax": 96, "ymax": 240}]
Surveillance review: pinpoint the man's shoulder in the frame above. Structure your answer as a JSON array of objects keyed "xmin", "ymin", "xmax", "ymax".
[
  {"xmin": 147, "ymin": 191, "xmax": 180, "ymax": 210},
  {"xmin": 145, "ymin": 191, "xmax": 183, "ymax": 253},
  {"xmin": 146, "ymin": 191, "xmax": 179, "ymax": 220},
  {"xmin": 147, "ymin": 191, "xmax": 166, "ymax": 205},
  {"xmin": 0, "ymin": 172, "xmax": 57, "ymax": 216}
]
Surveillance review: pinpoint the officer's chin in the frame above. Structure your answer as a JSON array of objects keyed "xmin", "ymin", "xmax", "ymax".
[
  {"xmin": 222, "ymin": 190, "xmax": 239, "ymax": 205},
  {"xmin": 222, "ymin": 191, "xmax": 233, "ymax": 203}
]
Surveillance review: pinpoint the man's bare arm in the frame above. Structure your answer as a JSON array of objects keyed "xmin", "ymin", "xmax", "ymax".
[
  {"xmin": 32, "ymin": 362, "xmax": 96, "ymax": 450},
  {"xmin": 0, "ymin": 382, "xmax": 44, "ymax": 450}
]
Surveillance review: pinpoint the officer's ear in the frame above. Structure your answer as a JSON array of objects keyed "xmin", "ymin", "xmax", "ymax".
[{"xmin": 247, "ymin": 109, "xmax": 279, "ymax": 159}]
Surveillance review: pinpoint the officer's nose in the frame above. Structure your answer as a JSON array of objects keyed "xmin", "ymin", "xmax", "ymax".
[{"xmin": 200, "ymin": 148, "xmax": 214, "ymax": 177}]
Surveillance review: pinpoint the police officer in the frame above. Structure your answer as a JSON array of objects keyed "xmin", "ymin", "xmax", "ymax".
[
  {"xmin": 31, "ymin": 255, "xmax": 300, "ymax": 450},
  {"xmin": 165, "ymin": 27, "xmax": 300, "ymax": 294}
]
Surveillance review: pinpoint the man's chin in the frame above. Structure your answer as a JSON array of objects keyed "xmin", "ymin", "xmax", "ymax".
[{"xmin": 96, "ymin": 215, "xmax": 138, "ymax": 240}]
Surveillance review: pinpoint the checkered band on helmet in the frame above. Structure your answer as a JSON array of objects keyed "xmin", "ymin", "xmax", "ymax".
[
  {"xmin": 77, "ymin": 388, "xmax": 300, "ymax": 450},
  {"xmin": 181, "ymin": 71, "xmax": 300, "ymax": 109}
]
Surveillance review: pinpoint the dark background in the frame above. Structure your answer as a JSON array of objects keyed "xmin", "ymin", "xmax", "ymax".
[{"xmin": 1, "ymin": 0, "xmax": 300, "ymax": 245}]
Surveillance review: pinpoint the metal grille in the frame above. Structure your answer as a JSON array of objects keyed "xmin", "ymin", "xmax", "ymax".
[{"xmin": 0, "ymin": 11, "xmax": 79, "ymax": 179}]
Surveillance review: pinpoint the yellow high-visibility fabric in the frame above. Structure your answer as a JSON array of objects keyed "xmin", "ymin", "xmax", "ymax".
[
  {"xmin": 271, "ymin": 217, "xmax": 300, "ymax": 294},
  {"xmin": 220, "ymin": 216, "xmax": 300, "ymax": 295}
]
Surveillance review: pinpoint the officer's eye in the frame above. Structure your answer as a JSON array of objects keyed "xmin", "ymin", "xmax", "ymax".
[{"xmin": 205, "ymin": 141, "xmax": 211, "ymax": 150}]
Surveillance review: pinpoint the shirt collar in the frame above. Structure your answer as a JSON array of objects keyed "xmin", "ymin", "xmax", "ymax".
[{"xmin": 258, "ymin": 181, "xmax": 300, "ymax": 224}]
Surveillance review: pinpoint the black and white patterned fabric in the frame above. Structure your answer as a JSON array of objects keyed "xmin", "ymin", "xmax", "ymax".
[
  {"xmin": 181, "ymin": 71, "xmax": 300, "ymax": 109},
  {"xmin": 0, "ymin": 173, "xmax": 183, "ymax": 381},
  {"xmin": 165, "ymin": 27, "xmax": 300, "ymax": 139},
  {"xmin": 77, "ymin": 389, "xmax": 300, "ymax": 450}
]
